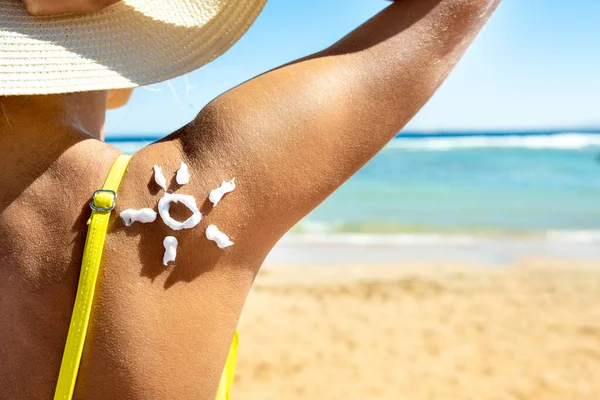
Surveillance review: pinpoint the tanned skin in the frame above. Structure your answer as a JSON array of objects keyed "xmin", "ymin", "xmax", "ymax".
[{"xmin": 0, "ymin": 0, "xmax": 500, "ymax": 398}]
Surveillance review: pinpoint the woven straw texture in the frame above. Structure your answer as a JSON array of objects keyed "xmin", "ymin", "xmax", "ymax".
[{"xmin": 0, "ymin": 0, "xmax": 266, "ymax": 95}]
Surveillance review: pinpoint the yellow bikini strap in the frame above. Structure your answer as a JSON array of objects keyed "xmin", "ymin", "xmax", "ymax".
[{"xmin": 54, "ymin": 154, "xmax": 132, "ymax": 400}]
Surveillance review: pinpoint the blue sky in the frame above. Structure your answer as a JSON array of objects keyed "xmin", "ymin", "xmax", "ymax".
[{"xmin": 106, "ymin": 0, "xmax": 600, "ymax": 136}]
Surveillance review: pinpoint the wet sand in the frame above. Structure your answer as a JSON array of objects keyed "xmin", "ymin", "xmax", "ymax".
[{"xmin": 235, "ymin": 257, "xmax": 600, "ymax": 399}]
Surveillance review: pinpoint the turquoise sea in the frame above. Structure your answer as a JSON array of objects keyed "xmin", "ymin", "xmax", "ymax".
[{"xmin": 108, "ymin": 131, "xmax": 600, "ymax": 240}]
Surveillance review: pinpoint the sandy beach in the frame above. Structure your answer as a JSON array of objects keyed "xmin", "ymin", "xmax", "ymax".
[{"xmin": 234, "ymin": 239, "xmax": 600, "ymax": 400}]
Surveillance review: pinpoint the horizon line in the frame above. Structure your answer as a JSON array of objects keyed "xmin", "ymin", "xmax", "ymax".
[{"xmin": 105, "ymin": 128, "xmax": 600, "ymax": 142}]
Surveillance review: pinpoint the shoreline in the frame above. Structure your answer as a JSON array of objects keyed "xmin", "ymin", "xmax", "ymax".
[{"xmin": 266, "ymin": 233, "xmax": 600, "ymax": 267}]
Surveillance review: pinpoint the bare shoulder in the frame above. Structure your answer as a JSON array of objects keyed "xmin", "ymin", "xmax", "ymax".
[
  {"xmin": 115, "ymin": 137, "xmax": 268, "ymax": 275},
  {"xmin": 65, "ymin": 138, "xmax": 257, "ymax": 398}
]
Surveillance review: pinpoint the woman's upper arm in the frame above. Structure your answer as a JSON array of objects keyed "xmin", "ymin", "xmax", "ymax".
[{"xmin": 178, "ymin": 0, "xmax": 500, "ymax": 243}]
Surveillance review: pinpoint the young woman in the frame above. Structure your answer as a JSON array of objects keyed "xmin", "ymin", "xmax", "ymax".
[{"xmin": 0, "ymin": 0, "xmax": 500, "ymax": 398}]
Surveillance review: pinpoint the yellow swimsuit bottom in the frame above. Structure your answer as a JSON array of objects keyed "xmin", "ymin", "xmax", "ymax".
[{"xmin": 54, "ymin": 154, "xmax": 237, "ymax": 400}]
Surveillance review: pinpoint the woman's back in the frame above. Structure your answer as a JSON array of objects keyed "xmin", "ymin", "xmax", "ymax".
[
  {"xmin": 0, "ymin": 137, "xmax": 258, "ymax": 399},
  {"xmin": 0, "ymin": 119, "xmax": 267, "ymax": 397},
  {"xmin": 0, "ymin": 126, "xmax": 122, "ymax": 398}
]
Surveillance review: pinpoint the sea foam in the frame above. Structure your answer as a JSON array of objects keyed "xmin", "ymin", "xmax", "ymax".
[{"xmin": 387, "ymin": 133, "xmax": 600, "ymax": 150}]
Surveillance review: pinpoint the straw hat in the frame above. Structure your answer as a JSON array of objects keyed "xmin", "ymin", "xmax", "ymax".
[{"xmin": 0, "ymin": 0, "xmax": 267, "ymax": 95}]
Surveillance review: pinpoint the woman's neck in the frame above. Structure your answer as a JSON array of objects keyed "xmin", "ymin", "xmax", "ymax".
[
  {"xmin": 0, "ymin": 91, "xmax": 111, "ymax": 212},
  {"xmin": 0, "ymin": 91, "xmax": 108, "ymax": 143}
]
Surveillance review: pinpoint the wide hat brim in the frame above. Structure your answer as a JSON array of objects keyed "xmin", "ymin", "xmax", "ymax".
[{"xmin": 0, "ymin": 0, "xmax": 266, "ymax": 95}]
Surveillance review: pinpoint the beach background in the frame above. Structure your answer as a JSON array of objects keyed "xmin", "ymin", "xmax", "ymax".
[
  {"xmin": 105, "ymin": 0, "xmax": 600, "ymax": 398},
  {"xmin": 109, "ymin": 133, "xmax": 600, "ymax": 399}
]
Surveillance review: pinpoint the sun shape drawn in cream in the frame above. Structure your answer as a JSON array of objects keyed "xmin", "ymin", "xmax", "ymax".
[{"xmin": 120, "ymin": 162, "xmax": 235, "ymax": 266}]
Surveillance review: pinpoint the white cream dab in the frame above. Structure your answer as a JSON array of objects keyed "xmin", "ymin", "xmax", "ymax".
[
  {"xmin": 205, "ymin": 225, "xmax": 234, "ymax": 249},
  {"xmin": 176, "ymin": 161, "xmax": 190, "ymax": 185},
  {"xmin": 158, "ymin": 193, "xmax": 203, "ymax": 231},
  {"xmin": 162, "ymin": 236, "xmax": 178, "ymax": 266},
  {"xmin": 208, "ymin": 178, "xmax": 235, "ymax": 206},
  {"xmin": 153, "ymin": 165, "xmax": 168, "ymax": 191},
  {"xmin": 119, "ymin": 208, "xmax": 157, "ymax": 226}
]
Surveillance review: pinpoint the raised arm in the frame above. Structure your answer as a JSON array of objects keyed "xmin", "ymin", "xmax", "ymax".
[{"xmin": 176, "ymin": 0, "xmax": 500, "ymax": 255}]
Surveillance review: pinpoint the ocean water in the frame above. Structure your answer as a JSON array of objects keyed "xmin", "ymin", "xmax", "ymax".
[{"xmin": 108, "ymin": 132, "xmax": 600, "ymax": 240}]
